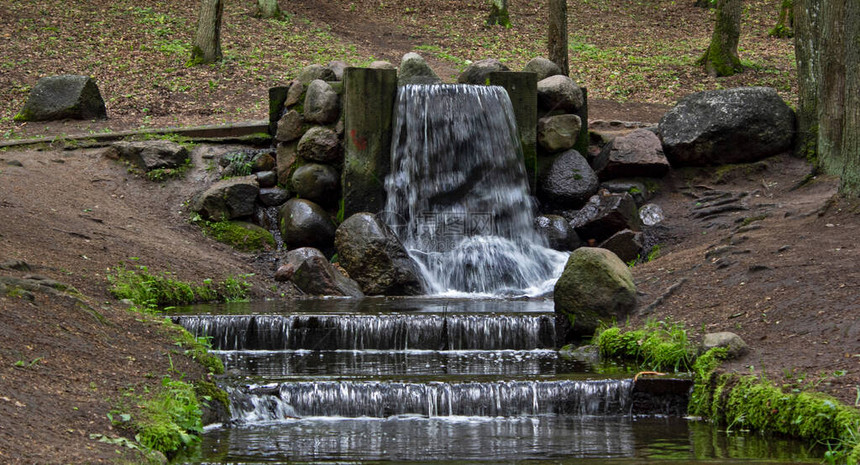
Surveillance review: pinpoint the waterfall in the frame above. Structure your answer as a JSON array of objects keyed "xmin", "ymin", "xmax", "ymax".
[
  {"xmin": 384, "ymin": 84, "xmax": 568, "ymax": 296},
  {"xmin": 173, "ymin": 313, "xmax": 556, "ymax": 351},
  {"xmin": 230, "ymin": 379, "xmax": 634, "ymax": 421}
]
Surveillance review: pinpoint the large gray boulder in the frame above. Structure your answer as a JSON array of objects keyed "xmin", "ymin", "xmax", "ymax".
[
  {"xmin": 303, "ymin": 80, "xmax": 340, "ymax": 124},
  {"xmin": 192, "ymin": 176, "xmax": 259, "ymax": 221},
  {"xmin": 291, "ymin": 163, "xmax": 340, "ymax": 205},
  {"xmin": 328, "ymin": 60, "xmax": 348, "ymax": 80},
  {"xmin": 275, "ymin": 247, "xmax": 363, "ymax": 297},
  {"xmin": 111, "ymin": 140, "xmax": 189, "ymax": 171},
  {"xmin": 658, "ymin": 87, "xmax": 795, "ymax": 166},
  {"xmin": 554, "ymin": 247, "xmax": 637, "ymax": 340},
  {"xmin": 538, "ymin": 114, "xmax": 582, "ymax": 153},
  {"xmin": 571, "ymin": 192, "xmax": 642, "ymax": 243},
  {"xmin": 335, "ymin": 213, "xmax": 425, "ymax": 296},
  {"xmin": 297, "ymin": 126, "xmax": 341, "ymax": 163},
  {"xmin": 285, "ymin": 80, "xmax": 304, "ymax": 107},
  {"xmin": 15, "ymin": 75, "xmax": 107, "ymax": 122},
  {"xmin": 278, "ymin": 198, "xmax": 336, "ymax": 250},
  {"xmin": 258, "ymin": 186, "xmax": 290, "ymax": 206},
  {"xmin": 539, "ymin": 149, "xmax": 599, "ymax": 209},
  {"xmin": 398, "ymin": 53, "xmax": 442, "ymax": 86},
  {"xmin": 458, "ymin": 59, "xmax": 510, "ymax": 85},
  {"xmin": 296, "ymin": 64, "xmax": 337, "ymax": 85},
  {"xmin": 275, "ymin": 110, "xmax": 304, "ymax": 143},
  {"xmin": 537, "ymin": 75, "xmax": 584, "ymax": 114},
  {"xmin": 523, "ymin": 57, "xmax": 563, "ymax": 81},
  {"xmin": 593, "ymin": 128, "xmax": 670, "ymax": 180}
]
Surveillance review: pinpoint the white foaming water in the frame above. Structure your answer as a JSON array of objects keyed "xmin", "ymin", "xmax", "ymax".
[{"xmin": 384, "ymin": 84, "xmax": 568, "ymax": 296}]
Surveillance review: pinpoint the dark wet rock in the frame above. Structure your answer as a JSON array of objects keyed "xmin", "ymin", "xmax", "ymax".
[
  {"xmin": 297, "ymin": 126, "xmax": 341, "ymax": 163},
  {"xmin": 701, "ymin": 332, "xmax": 749, "ymax": 359},
  {"xmin": 572, "ymin": 192, "xmax": 642, "ymax": 243},
  {"xmin": 258, "ymin": 186, "xmax": 290, "ymax": 207},
  {"xmin": 593, "ymin": 128, "xmax": 670, "ymax": 180},
  {"xmin": 297, "ymin": 64, "xmax": 337, "ymax": 85},
  {"xmin": 15, "ymin": 75, "xmax": 107, "ymax": 122},
  {"xmin": 278, "ymin": 199, "xmax": 336, "ymax": 250},
  {"xmin": 659, "ymin": 87, "xmax": 795, "ymax": 166},
  {"xmin": 537, "ymin": 75, "xmax": 584, "ymax": 114},
  {"xmin": 598, "ymin": 229, "xmax": 643, "ymax": 263},
  {"xmin": 275, "ymin": 247, "xmax": 363, "ymax": 297},
  {"xmin": 192, "ymin": 176, "xmax": 259, "ymax": 221},
  {"xmin": 523, "ymin": 57, "xmax": 563, "ymax": 81},
  {"xmin": 398, "ymin": 53, "xmax": 442, "ymax": 86},
  {"xmin": 291, "ymin": 163, "xmax": 340, "ymax": 206},
  {"xmin": 335, "ymin": 212, "xmax": 425, "ymax": 296},
  {"xmin": 276, "ymin": 142, "xmax": 299, "ymax": 186},
  {"xmin": 539, "ymin": 149, "xmax": 599, "ymax": 209},
  {"xmin": 535, "ymin": 215, "xmax": 582, "ymax": 251},
  {"xmin": 554, "ymin": 247, "xmax": 637, "ymax": 340},
  {"xmin": 599, "ymin": 179, "xmax": 656, "ymax": 206},
  {"xmin": 538, "ymin": 114, "xmax": 582, "ymax": 153},
  {"xmin": 252, "ymin": 152, "xmax": 276, "ymax": 173},
  {"xmin": 255, "ymin": 170, "xmax": 277, "ymax": 188},
  {"xmin": 458, "ymin": 59, "xmax": 510, "ymax": 85},
  {"xmin": 275, "ymin": 110, "xmax": 304, "ymax": 143},
  {"xmin": 275, "ymin": 247, "xmax": 324, "ymax": 282},
  {"xmin": 111, "ymin": 140, "xmax": 189, "ymax": 171},
  {"xmin": 303, "ymin": 80, "xmax": 340, "ymax": 124}
]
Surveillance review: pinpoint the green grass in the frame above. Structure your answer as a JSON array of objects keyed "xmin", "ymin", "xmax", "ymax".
[
  {"xmin": 595, "ymin": 319, "xmax": 695, "ymax": 372},
  {"xmin": 196, "ymin": 218, "xmax": 276, "ymax": 252},
  {"xmin": 107, "ymin": 262, "xmax": 252, "ymax": 310}
]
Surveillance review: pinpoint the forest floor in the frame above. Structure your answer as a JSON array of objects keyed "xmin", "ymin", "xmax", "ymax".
[{"xmin": 2, "ymin": 0, "xmax": 857, "ymax": 464}]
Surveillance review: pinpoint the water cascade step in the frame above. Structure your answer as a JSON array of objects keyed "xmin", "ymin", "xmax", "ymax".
[
  {"xmin": 385, "ymin": 84, "xmax": 568, "ymax": 296},
  {"xmin": 230, "ymin": 379, "xmax": 633, "ymax": 421},
  {"xmin": 173, "ymin": 313, "xmax": 556, "ymax": 351}
]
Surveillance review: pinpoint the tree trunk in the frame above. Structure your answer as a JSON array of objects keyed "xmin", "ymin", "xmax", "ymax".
[
  {"xmin": 769, "ymin": 0, "xmax": 794, "ymax": 37},
  {"xmin": 255, "ymin": 0, "xmax": 282, "ymax": 19},
  {"xmin": 487, "ymin": 0, "xmax": 511, "ymax": 27},
  {"xmin": 548, "ymin": 0, "xmax": 569, "ymax": 76},
  {"xmin": 795, "ymin": 0, "xmax": 860, "ymax": 196},
  {"xmin": 697, "ymin": 0, "xmax": 743, "ymax": 77},
  {"xmin": 793, "ymin": 0, "xmax": 819, "ymax": 161},
  {"xmin": 192, "ymin": 0, "xmax": 223, "ymax": 64}
]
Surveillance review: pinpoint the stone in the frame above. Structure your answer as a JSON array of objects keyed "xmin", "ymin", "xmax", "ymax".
[
  {"xmin": 659, "ymin": 87, "xmax": 795, "ymax": 166},
  {"xmin": 598, "ymin": 229, "xmax": 643, "ymax": 263},
  {"xmin": 537, "ymin": 75, "xmax": 584, "ymax": 114},
  {"xmin": 369, "ymin": 60, "xmax": 397, "ymax": 70},
  {"xmin": 335, "ymin": 212, "xmax": 425, "ymax": 296},
  {"xmin": 554, "ymin": 247, "xmax": 637, "ymax": 340},
  {"xmin": 572, "ymin": 192, "xmax": 642, "ymax": 243},
  {"xmin": 600, "ymin": 179, "xmax": 654, "ymax": 206},
  {"xmin": 285, "ymin": 80, "xmax": 304, "ymax": 108},
  {"xmin": 558, "ymin": 344, "xmax": 601, "ymax": 365},
  {"xmin": 275, "ymin": 110, "xmax": 304, "ymax": 143},
  {"xmin": 192, "ymin": 176, "xmax": 259, "ymax": 221},
  {"xmin": 639, "ymin": 203, "xmax": 664, "ymax": 226},
  {"xmin": 276, "ymin": 142, "xmax": 298, "ymax": 186},
  {"xmin": 255, "ymin": 170, "xmax": 277, "ymax": 188},
  {"xmin": 276, "ymin": 247, "xmax": 363, "ymax": 297},
  {"xmin": 398, "ymin": 52, "xmax": 442, "ymax": 86},
  {"xmin": 701, "ymin": 332, "xmax": 749, "ymax": 359},
  {"xmin": 297, "ymin": 126, "xmax": 341, "ymax": 163},
  {"xmin": 593, "ymin": 128, "xmax": 670, "ymax": 180},
  {"xmin": 457, "ymin": 58, "xmax": 510, "ymax": 85},
  {"xmin": 303, "ymin": 80, "xmax": 340, "ymax": 124},
  {"xmin": 523, "ymin": 57, "xmax": 563, "ymax": 81},
  {"xmin": 291, "ymin": 163, "xmax": 340, "ymax": 206},
  {"xmin": 538, "ymin": 114, "xmax": 582, "ymax": 153},
  {"xmin": 111, "ymin": 140, "xmax": 189, "ymax": 171},
  {"xmin": 0, "ymin": 259, "xmax": 31, "ymax": 272},
  {"xmin": 258, "ymin": 186, "xmax": 290, "ymax": 207},
  {"xmin": 296, "ymin": 64, "xmax": 337, "ymax": 85},
  {"xmin": 328, "ymin": 60, "xmax": 348, "ymax": 80},
  {"xmin": 252, "ymin": 152, "xmax": 276, "ymax": 173},
  {"xmin": 15, "ymin": 75, "xmax": 107, "ymax": 122},
  {"xmin": 539, "ymin": 149, "xmax": 599, "ymax": 209},
  {"xmin": 535, "ymin": 215, "xmax": 582, "ymax": 251},
  {"xmin": 278, "ymin": 198, "xmax": 336, "ymax": 250}
]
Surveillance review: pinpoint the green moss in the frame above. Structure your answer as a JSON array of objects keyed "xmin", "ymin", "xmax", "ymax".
[
  {"xmin": 146, "ymin": 159, "xmax": 191, "ymax": 182},
  {"xmin": 595, "ymin": 320, "xmax": 695, "ymax": 372},
  {"xmin": 202, "ymin": 220, "xmax": 275, "ymax": 252},
  {"xmin": 194, "ymin": 379, "xmax": 230, "ymax": 414},
  {"xmin": 107, "ymin": 263, "xmax": 252, "ymax": 309},
  {"xmin": 166, "ymin": 322, "xmax": 224, "ymax": 375}
]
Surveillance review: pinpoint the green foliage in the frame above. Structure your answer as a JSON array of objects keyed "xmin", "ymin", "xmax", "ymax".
[
  {"xmin": 595, "ymin": 320, "xmax": 695, "ymax": 372},
  {"xmin": 107, "ymin": 263, "xmax": 252, "ymax": 309},
  {"xmin": 134, "ymin": 377, "xmax": 203, "ymax": 458},
  {"xmin": 195, "ymin": 218, "xmax": 275, "ymax": 252},
  {"xmin": 221, "ymin": 152, "xmax": 255, "ymax": 178},
  {"xmin": 145, "ymin": 159, "xmax": 191, "ymax": 182},
  {"xmin": 166, "ymin": 323, "xmax": 224, "ymax": 375}
]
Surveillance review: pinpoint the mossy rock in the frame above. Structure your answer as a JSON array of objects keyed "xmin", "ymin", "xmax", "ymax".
[{"xmin": 205, "ymin": 221, "xmax": 275, "ymax": 252}]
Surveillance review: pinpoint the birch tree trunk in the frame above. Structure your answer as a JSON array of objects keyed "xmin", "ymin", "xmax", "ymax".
[
  {"xmin": 256, "ymin": 0, "xmax": 282, "ymax": 19},
  {"xmin": 697, "ymin": 0, "xmax": 743, "ymax": 76},
  {"xmin": 487, "ymin": 0, "xmax": 511, "ymax": 27},
  {"xmin": 548, "ymin": 0, "xmax": 569, "ymax": 76},
  {"xmin": 191, "ymin": 0, "xmax": 223, "ymax": 64}
]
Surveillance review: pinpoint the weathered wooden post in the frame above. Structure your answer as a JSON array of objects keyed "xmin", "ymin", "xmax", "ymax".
[{"xmin": 488, "ymin": 71, "xmax": 538, "ymax": 192}]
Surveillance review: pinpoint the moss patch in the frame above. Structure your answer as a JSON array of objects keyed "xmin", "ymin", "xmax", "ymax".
[
  {"xmin": 595, "ymin": 320, "xmax": 695, "ymax": 372},
  {"xmin": 200, "ymin": 220, "xmax": 275, "ymax": 252},
  {"xmin": 107, "ymin": 262, "xmax": 252, "ymax": 309}
]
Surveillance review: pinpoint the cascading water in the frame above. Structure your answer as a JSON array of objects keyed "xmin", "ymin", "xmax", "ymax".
[{"xmin": 384, "ymin": 84, "xmax": 568, "ymax": 296}]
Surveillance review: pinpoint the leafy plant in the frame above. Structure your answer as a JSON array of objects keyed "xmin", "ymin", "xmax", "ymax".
[
  {"xmin": 595, "ymin": 319, "xmax": 695, "ymax": 372},
  {"xmin": 107, "ymin": 263, "xmax": 252, "ymax": 310}
]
